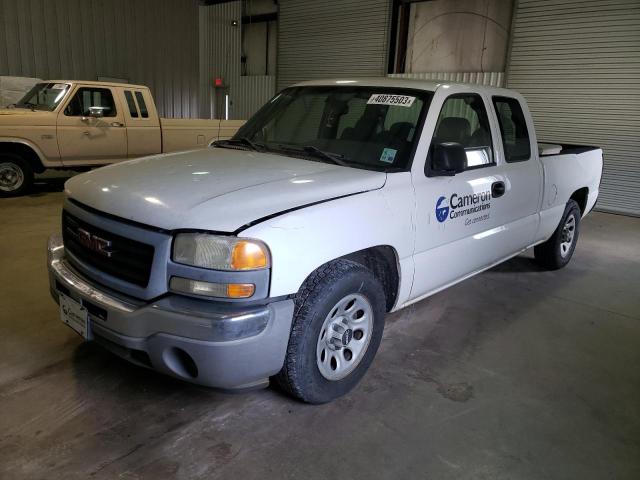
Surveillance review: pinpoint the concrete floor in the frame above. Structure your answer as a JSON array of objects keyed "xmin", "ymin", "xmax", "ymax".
[{"xmin": 1, "ymin": 180, "xmax": 639, "ymax": 480}]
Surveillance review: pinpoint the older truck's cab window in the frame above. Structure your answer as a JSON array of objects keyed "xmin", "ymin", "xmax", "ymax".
[{"xmin": 64, "ymin": 87, "xmax": 117, "ymax": 117}]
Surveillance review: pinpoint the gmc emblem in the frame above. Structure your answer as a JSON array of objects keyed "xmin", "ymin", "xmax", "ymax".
[{"xmin": 74, "ymin": 227, "xmax": 115, "ymax": 258}]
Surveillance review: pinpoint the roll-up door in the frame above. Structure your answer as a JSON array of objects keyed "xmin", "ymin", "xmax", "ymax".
[
  {"xmin": 506, "ymin": 0, "xmax": 640, "ymax": 215},
  {"xmin": 277, "ymin": 0, "xmax": 391, "ymax": 91}
]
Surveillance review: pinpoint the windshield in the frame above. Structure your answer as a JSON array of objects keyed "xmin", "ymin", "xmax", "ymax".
[
  {"xmin": 231, "ymin": 86, "xmax": 432, "ymax": 171},
  {"xmin": 14, "ymin": 82, "xmax": 70, "ymax": 111}
]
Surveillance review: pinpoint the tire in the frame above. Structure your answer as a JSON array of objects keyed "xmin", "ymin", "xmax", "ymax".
[
  {"xmin": 276, "ymin": 259, "xmax": 386, "ymax": 404},
  {"xmin": 0, "ymin": 154, "xmax": 33, "ymax": 197},
  {"xmin": 534, "ymin": 199, "xmax": 581, "ymax": 270}
]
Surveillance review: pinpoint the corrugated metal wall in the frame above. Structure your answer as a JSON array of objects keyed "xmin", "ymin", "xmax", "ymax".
[
  {"xmin": 507, "ymin": 0, "xmax": 640, "ymax": 216},
  {"xmin": 199, "ymin": 1, "xmax": 275, "ymax": 119},
  {"xmin": 0, "ymin": 0, "xmax": 200, "ymax": 118},
  {"xmin": 199, "ymin": 1, "xmax": 241, "ymax": 119},
  {"xmin": 235, "ymin": 76, "xmax": 277, "ymax": 119},
  {"xmin": 277, "ymin": 0, "xmax": 392, "ymax": 90},
  {"xmin": 389, "ymin": 71, "xmax": 505, "ymax": 87}
]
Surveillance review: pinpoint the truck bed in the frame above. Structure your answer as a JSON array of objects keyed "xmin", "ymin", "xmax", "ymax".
[
  {"xmin": 160, "ymin": 118, "xmax": 244, "ymax": 153},
  {"xmin": 538, "ymin": 142, "xmax": 601, "ymax": 157},
  {"xmin": 537, "ymin": 144, "xmax": 603, "ymax": 240}
]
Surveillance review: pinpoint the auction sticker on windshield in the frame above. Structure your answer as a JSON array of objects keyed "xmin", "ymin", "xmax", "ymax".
[{"xmin": 367, "ymin": 94, "xmax": 416, "ymax": 107}]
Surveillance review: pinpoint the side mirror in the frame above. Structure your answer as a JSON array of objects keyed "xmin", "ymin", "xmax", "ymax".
[
  {"xmin": 88, "ymin": 106, "xmax": 106, "ymax": 118},
  {"xmin": 429, "ymin": 142, "xmax": 467, "ymax": 177}
]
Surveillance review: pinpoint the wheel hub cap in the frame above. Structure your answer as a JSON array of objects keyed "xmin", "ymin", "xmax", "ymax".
[
  {"xmin": 342, "ymin": 328, "xmax": 353, "ymax": 346},
  {"xmin": 560, "ymin": 214, "xmax": 576, "ymax": 258},
  {"xmin": 0, "ymin": 163, "xmax": 24, "ymax": 192},
  {"xmin": 316, "ymin": 293, "xmax": 374, "ymax": 381}
]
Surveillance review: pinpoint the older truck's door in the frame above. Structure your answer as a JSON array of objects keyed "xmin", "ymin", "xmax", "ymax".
[{"xmin": 56, "ymin": 85, "xmax": 127, "ymax": 165}]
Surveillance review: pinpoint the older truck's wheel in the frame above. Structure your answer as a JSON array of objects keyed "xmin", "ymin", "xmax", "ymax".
[
  {"xmin": 534, "ymin": 199, "xmax": 581, "ymax": 270},
  {"xmin": 0, "ymin": 154, "xmax": 33, "ymax": 197},
  {"xmin": 276, "ymin": 259, "xmax": 386, "ymax": 404}
]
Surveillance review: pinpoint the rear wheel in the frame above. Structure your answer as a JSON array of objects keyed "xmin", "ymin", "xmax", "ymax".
[
  {"xmin": 276, "ymin": 260, "xmax": 386, "ymax": 404},
  {"xmin": 534, "ymin": 199, "xmax": 581, "ymax": 270},
  {"xmin": 0, "ymin": 154, "xmax": 33, "ymax": 197}
]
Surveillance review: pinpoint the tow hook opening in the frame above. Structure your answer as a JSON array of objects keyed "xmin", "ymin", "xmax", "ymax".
[{"xmin": 163, "ymin": 347, "xmax": 199, "ymax": 379}]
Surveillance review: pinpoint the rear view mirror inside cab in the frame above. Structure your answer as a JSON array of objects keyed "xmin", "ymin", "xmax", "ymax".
[{"xmin": 427, "ymin": 142, "xmax": 466, "ymax": 177}]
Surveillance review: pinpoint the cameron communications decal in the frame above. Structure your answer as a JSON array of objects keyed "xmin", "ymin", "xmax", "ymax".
[
  {"xmin": 435, "ymin": 191, "xmax": 492, "ymax": 225},
  {"xmin": 435, "ymin": 196, "xmax": 450, "ymax": 223}
]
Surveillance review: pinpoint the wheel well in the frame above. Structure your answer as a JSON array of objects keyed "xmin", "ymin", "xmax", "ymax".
[
  {"xmin": 342, "ymin": 246, "xmax": 400, "ymax": 312},
  {"xmin": 0, "ymin": 142, "xmax": 45, "ymax": 173},
  {"xmin": 570, "ymin": 187, "xmax": 589, "ymax": 215}
]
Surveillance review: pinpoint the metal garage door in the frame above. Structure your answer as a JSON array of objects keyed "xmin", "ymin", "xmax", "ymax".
[
  {"xmin": 506, "ymin": 0, "xmax": 640, "ymax": 215},
  {"xmin": 277, "ymin": 0, "xmax": 391, "ymax": 91}
]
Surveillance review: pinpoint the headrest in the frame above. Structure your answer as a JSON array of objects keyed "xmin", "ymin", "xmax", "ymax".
[
  {"xmin": 436, "ymin": 117, "xmax": 471, "ymax": 143},
  {"xmin": 389, "ymin": 122, "xmax": 413, "ymax": 140}
]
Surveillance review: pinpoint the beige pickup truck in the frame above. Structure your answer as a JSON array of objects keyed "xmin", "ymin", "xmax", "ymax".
[{"xmin": 0, "ymin": 80, "xmax": 243, "ymax": 196}]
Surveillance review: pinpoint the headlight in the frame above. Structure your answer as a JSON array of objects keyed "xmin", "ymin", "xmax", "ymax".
[{"xmin": 173, "ymin": 233, "xmax": 269, "ymax": 271}]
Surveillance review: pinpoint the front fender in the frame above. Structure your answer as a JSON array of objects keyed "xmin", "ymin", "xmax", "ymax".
[
  {"xmin": 240, "ymin": 172, "xmax": 416, "ymax": 306},
  {"xmin": 0, "ymin": 136, "xmax": 57, "ymax": 167}
]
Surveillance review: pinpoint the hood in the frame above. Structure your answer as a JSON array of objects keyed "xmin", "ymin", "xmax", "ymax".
[
  {"xmin": 0, "ymin": 108, "xmax": 56, "ymax": 126},
  {"xmin": 65, "ymin": 148, "xmax": 387, "ymax": 232}
]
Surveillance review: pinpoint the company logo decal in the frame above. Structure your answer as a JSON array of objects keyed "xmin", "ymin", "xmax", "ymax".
[
  {"xmin": 435, "ymin": 196, "xmax": 450, "ymax": 223},
  {"xmin": 77, "ymin": 228, "xmax": 114, "ymax": 257},
  {"xmin": 435, "ymin": 191, "xmax": 492, "ymax": 224}
]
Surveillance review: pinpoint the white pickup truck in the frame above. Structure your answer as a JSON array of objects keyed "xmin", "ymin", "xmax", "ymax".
[
  {"xmin": 47, "ymin": 78, "xmax": 603, "ymax": 403},
  {"xmin": 0, "ymin": 80, "xmax": 242, "ymax": 196}
]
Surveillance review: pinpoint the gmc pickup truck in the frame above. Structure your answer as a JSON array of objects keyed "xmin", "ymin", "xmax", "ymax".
[
  {"xmin": 0, "ymin": 80, "xmax": 243, "ymax": 196},
  {"xmin": 47, "ymin": 78, "xmax": 603, "ymax": 403}
]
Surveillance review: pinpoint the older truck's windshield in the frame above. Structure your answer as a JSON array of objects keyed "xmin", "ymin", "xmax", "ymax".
[
  {"xmin": 15, "ymin": 82, "xmax": 70, "ymax": 111},
  {"xmin": 231, "ymin": 86, "xmax": 432, "ymax": 171}
]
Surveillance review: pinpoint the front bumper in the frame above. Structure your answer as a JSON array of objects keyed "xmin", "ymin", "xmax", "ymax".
[{"xmin": 47, "ymin": 234, "xmax": 294, "ymax": 389}]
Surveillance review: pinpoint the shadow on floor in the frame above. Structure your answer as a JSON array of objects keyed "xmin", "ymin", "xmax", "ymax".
[
  {"xmin": 28, "ymin": 176, "xmax": 70, "ymax": 196},
  {"xmin": 488, "ymin": 255, "xmax": 544, "ymax": 273}
]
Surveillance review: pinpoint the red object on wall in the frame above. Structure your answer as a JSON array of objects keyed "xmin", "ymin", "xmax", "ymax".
[{"xmin": 214, "ymin": 78, "xmax": 224, "ymax": 87}]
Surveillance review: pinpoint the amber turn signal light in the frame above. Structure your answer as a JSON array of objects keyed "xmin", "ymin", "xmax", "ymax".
[
  {"xmin": 227, "ymin": 283, "xmax": 255, "ymax": 298},
  {"xmin": 230, "ymin": 240, "xmax": 269, "ymax": 270}
]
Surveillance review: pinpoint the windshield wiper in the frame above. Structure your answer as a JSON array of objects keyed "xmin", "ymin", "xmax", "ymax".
[
  {"xmin": 277, "ymin": 144, "xmax": 350, "ymax": 167},
  {"xmin": 15, "ymin": 102, "xmax": 37, "ymax": 111},
  {"xmin": 213, "ymin": 137, "xmax": 263, "ymax": 152}
]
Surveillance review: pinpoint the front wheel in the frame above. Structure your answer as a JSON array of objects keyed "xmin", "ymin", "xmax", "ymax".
[
  {"xmin": 276, "ymin": 260, "xmax": 386, "ymax": 404},
  {"xmin": 534, "ymin": 199, "xmax": 581, "ymax": 270},
  {"xmin": 0, "ymin": 154, "xmax": 33, "ymax": 197}
]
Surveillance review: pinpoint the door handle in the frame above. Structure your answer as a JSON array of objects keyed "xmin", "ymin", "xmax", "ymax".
[
  {"xmin": 110, "ymin": 122, "xmax": 124, "ymax": 127},
  {"xmin": 492, "ymin": 181, "xmax": 506, "ymax": 198},
  {"xmin": 82, "ymin": 131, "xmax": 90, "ymax": 136}
]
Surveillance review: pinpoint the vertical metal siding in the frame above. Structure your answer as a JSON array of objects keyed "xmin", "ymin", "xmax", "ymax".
[
  {"xmin": 199, "ymin": 2, "xmax": 275, "ymax": 120},
  {"xmin": 389, "ymin": 71, "xmax": 505, "ymax": 87},
  {"xmin": 199, "ymin": 1, "xmax": 242, "ymax": 119},
  {"xmin": 235, "ymin": 76, "xmax": 277, "ymax": 119},
  {"xmin": 507, "ymin": 0, "xmax": 640, "ymax": 215},
  {"xmin": 0, "ymin": 0, "xmax": 200, "ymax": 118},
  {"xmin": 277, "ymin": 0, "xmax": 392, "ymax": 90}
]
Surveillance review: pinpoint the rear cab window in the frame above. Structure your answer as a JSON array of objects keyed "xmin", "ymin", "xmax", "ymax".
[
  {"xmin": 124, "ymin": 90, "xmax": 139, "ymax": 118},
  {"xmin": 492, "ymin": 96, "xmax": 531, "ymax": 162},
  {"xmin": 134, "ymin": 91, "xmax": 149, "ymax": 118}
]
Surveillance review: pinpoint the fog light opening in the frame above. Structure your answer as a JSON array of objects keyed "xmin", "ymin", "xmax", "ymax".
[{"xmin": 163, "ymin": 347, "xmax": 198, "ymax": 379}]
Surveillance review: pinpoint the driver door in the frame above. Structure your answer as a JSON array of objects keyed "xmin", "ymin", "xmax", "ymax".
[
  {"xmin": 410, "ymin": 92, "xmax": 510, "ymax": 300},
  {"xmin": 57, "ymin": 86, "xmax": 127, "ymax": 165}
]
